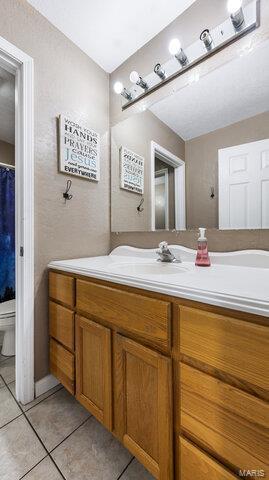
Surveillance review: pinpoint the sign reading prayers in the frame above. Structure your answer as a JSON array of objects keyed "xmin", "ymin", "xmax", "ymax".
[
  {"xmin": 120, "ymin": 147, "xmax": 144, "ymax": 194},
  {"xmin": 59, "ymin": 115, "xmax": 100, "ymax": 181}
]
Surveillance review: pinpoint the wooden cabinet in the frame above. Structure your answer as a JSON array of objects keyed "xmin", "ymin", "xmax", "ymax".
[
  {"xmin": 49, "ymin": 301, "xmax": 74, "ymax": 351},
  {"xmin": 180, "ymin": 363, "xmax": 269, "ymax": 474},
  {"xmin": 76, "ymin": 279, "xmax": 171, "ymax": 352},
  {"xmin": 50, "ymin": 338, "xmax": 75, "ymax": 394},
  {"xmin": 49, "ymin": 272, "xmax": 75, "ymax": 308},
  {"xmin": 49, "ymin": 271, "xmax": 269, "ymax": 480},
  {"xmin": 179, "ymin": 437, "xmax": 237, "ymax": 480},
  {"xmin": 114, "ymin": 334, "xmax": 173, "ymax": 480},
  {"xmin": 75, "ymin": 315, "xmax": 112, "ymax": 430},
  {"xmin": 180, "ymin": 306, "xmax": 269, "ymax": 395}
]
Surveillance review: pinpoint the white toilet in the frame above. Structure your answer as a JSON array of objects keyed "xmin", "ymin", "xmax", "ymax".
[{"xmin": 0, "ymin": 300, "xmax": 15, "ymax": 356}]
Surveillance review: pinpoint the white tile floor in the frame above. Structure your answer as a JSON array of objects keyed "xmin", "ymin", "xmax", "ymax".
[{"xmin": 0, "ymin": 355, "xmax": 154, "ymax": 480}]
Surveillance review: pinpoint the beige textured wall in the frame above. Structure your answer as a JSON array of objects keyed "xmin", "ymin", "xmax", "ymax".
[
  {"xmin": 111, "ymin": 229, "xmax": 269, "ymax": 252},
  {"xmin": 0, "ymin": 0, "xmax": 110, "ymax": 380},
  {"xmin": 0, "ymin": 139, "xmax": 15, "ymax": 166},
  {"xmin": 186, "ymin": 111, "xmax": 269, "ymax": 228},
  {"xmin": 111, "ymin": 110, "xmax": 184, "ymax": 231}
]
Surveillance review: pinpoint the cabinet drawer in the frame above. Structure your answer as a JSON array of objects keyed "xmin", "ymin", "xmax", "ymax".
[
  {"xmin": 77, "ymin": 280, "xmax": 171, "ymax": 351},
  {"xmin": 49, "ymin": 301, "xmax": 74, "ymax": 351},
  {"xmin": 180, "ymin": 306, "xmax": 269, "ymax": 392},
  {"xmin": 180, "ymin": 363, "xmax": 269, "ymax": 473},
  {"xmin": 180, "ymin": 437, "xmax": 237, "ymax": 480},
  {"xmin": 50, "ymin": 338, "xmax": 75, "ymax": 394},
  {"xmin": 49, "ymin": 271, "xmax": 75, "ymax": 308}
]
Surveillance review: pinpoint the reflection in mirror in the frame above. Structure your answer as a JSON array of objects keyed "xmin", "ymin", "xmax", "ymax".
[
  {"xmin": 155, "ymin": 162, "xmax": 173, "ymax": 231},
  {"xmin": 111, "ymin": 39, "xmax": 269, "ymax": 233}
]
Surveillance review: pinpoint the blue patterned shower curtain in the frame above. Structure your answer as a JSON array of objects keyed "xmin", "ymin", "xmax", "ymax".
[{"xmin": 0, "ymin": 166, "xmax": 15, "ymax": 303}]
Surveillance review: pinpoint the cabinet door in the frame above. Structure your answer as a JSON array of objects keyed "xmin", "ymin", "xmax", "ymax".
[
  {"xmin": 114, "ymin": 334, "xmax": 173, "ymax": 480},
  {"xmin": 76, "ymin": 315, "xmax": 112, "ymax": 430}
]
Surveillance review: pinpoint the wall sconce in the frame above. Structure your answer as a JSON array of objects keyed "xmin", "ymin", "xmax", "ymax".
[
  {"xmin": 130, "ymin": 71, "xmax": 148, "ymax": 90},
  {"xmin": 200, "ymin": 29, "xmax": 214, "ymax": 51},
  {"xmin": 154, "ymin": 63, "xmax": 166, "ymax": 79},
  {"xmin": 169, "ymin": 38, "xmax": 188, "ymax": 66},
  {"xmin": 227, "ymin": 0, "xmax": 244, "ymax": 30},
  {"xmin": 113, "ymin": 81, "xmax": 132, "ymax": 100}
]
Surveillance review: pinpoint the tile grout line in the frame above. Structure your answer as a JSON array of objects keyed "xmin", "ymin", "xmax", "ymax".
[
  {"xmin": 49, "ymin": 415, "xmax": 92, "ymax": 454},
  {"xmin": 21, "ymin": 385, "xmax": 64, "ymax": 413},
  {"xmin": 1, "ymin": 368, "xmax": 137, "ymax": 480},
  {"xmin": 116, "ymin": 457, "xmax": 135, "ymax": 480},
  {"xmin": 0, "ymin": 412, "xmax": 23, "ymax": 431},
  {"xmin": 18, "ymin": 455, "xmax": 51, "ymax": 480},
  {"xmin": 3, "ymin": 377, "xmax": 67, "ymax": 480}
]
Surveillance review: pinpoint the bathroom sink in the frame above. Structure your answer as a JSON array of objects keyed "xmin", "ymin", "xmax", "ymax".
[{"xmin": 108, "ymin": 262, "xmax": 189, "ymax": 276}]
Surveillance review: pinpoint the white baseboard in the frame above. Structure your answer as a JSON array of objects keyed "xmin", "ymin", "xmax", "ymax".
[{"xmin": 35, "ymin": 374, "xmax": 60, "ymax": 398}]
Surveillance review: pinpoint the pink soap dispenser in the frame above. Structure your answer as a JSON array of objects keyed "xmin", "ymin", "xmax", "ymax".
[{"xmin": 195, "ymin": 228, "xmax": 211, "ymax": 267}]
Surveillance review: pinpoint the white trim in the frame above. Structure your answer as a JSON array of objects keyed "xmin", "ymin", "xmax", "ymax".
[
  {"xmin": 0, "ymin": 36, "xmax": 34, "ymax": 405},
  {"xmin": 35, "ymin": 374, "xmax": 60, "ymax": 398},
  {"xmin": 155, "ymin": 168, "xmax": 169, "ymax": 230},
  {"xmin": 150, "ymin": 141, "xmax": 186, "ymax": 231}
]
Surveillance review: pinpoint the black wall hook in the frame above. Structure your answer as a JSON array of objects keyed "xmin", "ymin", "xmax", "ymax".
[
  {"xmin": 63, "ymin": 179, "xmax": 73, "ymax": 203},
  {"xmin": 137, "ymin": 197, "xmax": 144, "ymax": 213},
  {"xmin": 210, "ymin": 187, "xmax": 215, "ymax": 199}
]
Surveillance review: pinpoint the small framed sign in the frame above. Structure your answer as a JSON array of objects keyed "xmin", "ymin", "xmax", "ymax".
[
  {"xmin": 120, "ymin": 147, "xmax": 144, "ymax": 194},
  {"xmin": 59, "ymin": 115, "xmax": 100, "ymax": 181}
]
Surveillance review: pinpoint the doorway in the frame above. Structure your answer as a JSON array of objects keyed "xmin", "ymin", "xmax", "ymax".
[
  {"xmin": 0, "ymin": 36, "xmax": 34, "ymax": 404},
  {"xmin": 151, "ymin": 141, "xmax": 186, "ymax": 231}
]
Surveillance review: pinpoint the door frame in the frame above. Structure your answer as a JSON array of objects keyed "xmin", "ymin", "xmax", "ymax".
[
  {"xmin": 155, "ymin": 168, "xmax": 169, "ymax": 230},
  {"xmin": 150, "ymin": 141, "xmax": 186, "ymax": 231},
  {"xmin": 0, "ymin": 36, "xmax": 34, "ymax": 404}
]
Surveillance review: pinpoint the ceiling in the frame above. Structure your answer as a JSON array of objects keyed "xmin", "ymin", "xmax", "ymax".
[
  {"xmin": 150, "ymin": 40, "xmax": 269, "ymax": 141},
  {"xmin": 26, "ymin": 0, "xmax": 197, "ymax": 73},
  {"xmin": 0, "ymin": 66, "xmax": 15, "ymax": 145}
]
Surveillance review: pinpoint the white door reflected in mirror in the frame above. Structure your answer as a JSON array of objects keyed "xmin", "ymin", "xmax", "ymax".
[{"xmin": 219, "ymin": 138, "xmax": 269, "ymax": 229}]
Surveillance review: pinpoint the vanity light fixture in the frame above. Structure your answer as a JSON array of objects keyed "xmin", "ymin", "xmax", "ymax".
[
  {"xmin": 227, "ymin": 0, "xmax": 244, "ymax": 30},
  {"xmin": 154, "ymin": 63, "xmax": 166, "ymax": 80},
  {"xmin": 200, "ymin": 29, "xmax": 214, "ymax": 51},
  {"xmin": 113, "ymin": 81, "xmax": 132, "ymax": 100},
  {"xmin": 120, "ymin": 0, "xmax": 258, "ymax": 110},
  {"xmin": 168, "ymin": 38, "xmax": 188, "ymax": 66},
  {"xmin": 129, "ymin": 71, "xmax": 148, "ymax": 90}
]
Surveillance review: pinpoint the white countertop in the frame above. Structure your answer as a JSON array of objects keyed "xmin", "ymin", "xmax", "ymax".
[{"xmin": 48, "ymin": 246, "xmax": 269, "ymax": 318}]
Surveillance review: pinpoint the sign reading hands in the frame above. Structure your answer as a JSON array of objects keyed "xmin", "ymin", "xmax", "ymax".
[{"xmin": 59, "ymin": 115, "xmax": 100, "ymax": 181}]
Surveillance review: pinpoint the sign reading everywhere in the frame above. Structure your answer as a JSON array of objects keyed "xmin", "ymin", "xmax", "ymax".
[
  {"xmin": 59, "ymin": 115, "xmax": 100, "ymax": 181},
  {"xmin": 120, "ymin": 147, "xmax": 144, "ymax": 194}
]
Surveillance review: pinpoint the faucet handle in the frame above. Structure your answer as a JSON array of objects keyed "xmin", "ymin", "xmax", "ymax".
[{"xmin": 158, "ymin": 241, "xmax": 168, "ymax": 252}]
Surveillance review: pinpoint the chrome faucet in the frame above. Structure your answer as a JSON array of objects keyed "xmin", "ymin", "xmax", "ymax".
[{"xmin": 156, "ymin": 241, "xmax": 181, "ymax": 263}]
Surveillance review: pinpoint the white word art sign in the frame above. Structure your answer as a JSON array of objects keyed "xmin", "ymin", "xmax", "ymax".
[
  {"xmin": 120, "ymin": 147, "xmax": 144, "ymax": 194},
  {"xmin": 59, "ymin": 115, "xmax": 100, "ymax": 181}
]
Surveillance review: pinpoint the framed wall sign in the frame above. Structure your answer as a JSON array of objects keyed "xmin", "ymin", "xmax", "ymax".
[
  {"xmin": 59, "ymin": 115, "xmax": 100, "ymax": 181},
  {"xmin": 120, "ymin": 146, "xmax": 144, "ymax": 194}
]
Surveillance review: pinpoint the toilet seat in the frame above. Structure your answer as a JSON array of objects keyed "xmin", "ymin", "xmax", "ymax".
[
  {"xmin": 0, "ymin": 315, "xmax": 15, "ymax": 327},
  {"xmin": 0, "ymin": 299, "xmax": 15, "ymax": 316},
  {"xmin": 0, "ymin": 300, "xmax": 16, "ymax": 356}
]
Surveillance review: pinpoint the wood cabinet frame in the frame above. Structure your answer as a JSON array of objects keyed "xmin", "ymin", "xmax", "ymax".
[{"xmin": 49, "ymin": 270, "xmax": 269, "ymax": 480}]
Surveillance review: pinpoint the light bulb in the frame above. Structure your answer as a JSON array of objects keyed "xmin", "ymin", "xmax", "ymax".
[
  {"xmin": 130, "ymin": 71, "xmax": 140, "ymax": 84},
  {"xmin": 113, "ymin": 81, "xmax": 123, "ymax": 95},
  {"xmin": 227, "ymin": 0, "xmax": 242, "ymax": 14},
  {"xmin": 169, "ymin": 38, "xmax": 181, "ymax": 56}
]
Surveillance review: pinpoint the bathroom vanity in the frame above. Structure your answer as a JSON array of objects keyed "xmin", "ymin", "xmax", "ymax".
[{"xmin": 48, "ymin": 246, "xmax": 269, "ymax": 480}]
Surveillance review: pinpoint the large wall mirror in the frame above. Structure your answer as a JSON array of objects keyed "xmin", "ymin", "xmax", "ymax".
[{"xmin": 111, "ymin": 39, "xmax": 269, "ymax": 232}]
